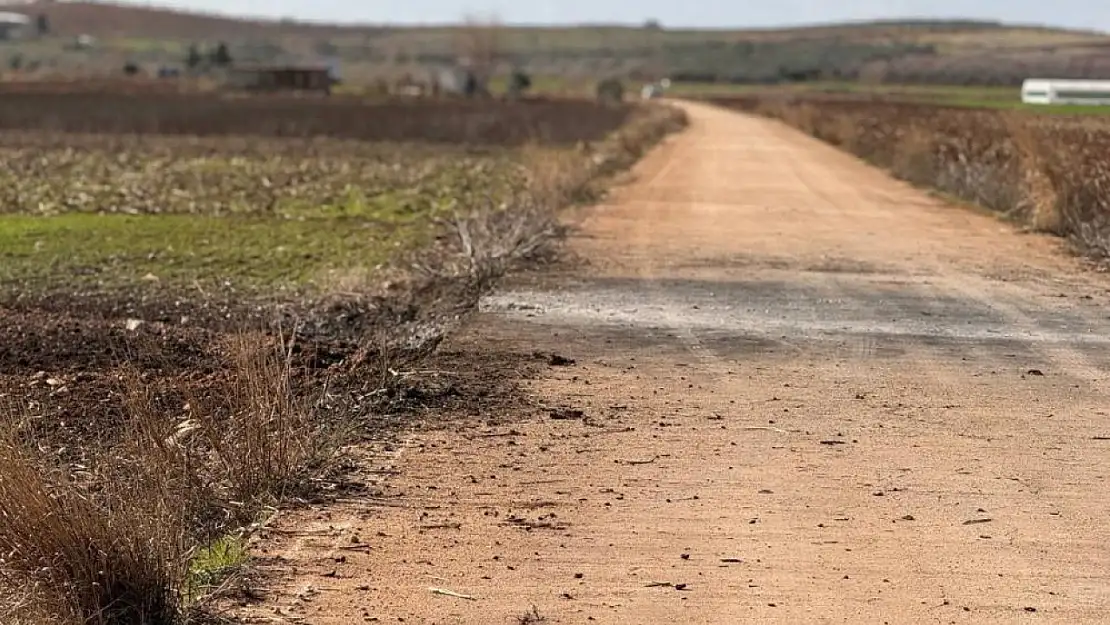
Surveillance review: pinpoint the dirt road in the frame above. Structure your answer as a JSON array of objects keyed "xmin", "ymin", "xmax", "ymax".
[{"xmin": 243, "ymin": 102, "xmax": 1110, "ymax": 624}]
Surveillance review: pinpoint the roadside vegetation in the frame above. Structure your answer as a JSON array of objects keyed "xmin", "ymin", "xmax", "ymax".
[
  {"xmin": 681, "ymin": 82, "xmax": 1110, "ymax": 115},
  {"xmin": 0, "ymin": 91, "xmax": 686, "ymax": 624},
  {"xmin": 710, "ymin": 95, "xmax": 1110, "ymax": 257}
]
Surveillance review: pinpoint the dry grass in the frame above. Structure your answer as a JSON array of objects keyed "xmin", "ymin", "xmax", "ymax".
[
  {"xmin": 0, "ymin": 333, "xmax": 330, "ymax": 623},
  {"xmin": 1002, "ymin": 112, "xmax": 1062, "ymax": 233},
  {"xmin": 888, "ymin": 125, "xmax": 939, "ymax": 187},
  {"xmin": 125, "ymin": 332, "xmax": 336, "ymax": 527},
  {"xmin": 0, "ymin": 426, "xmax": 188, "ymax": 624}
]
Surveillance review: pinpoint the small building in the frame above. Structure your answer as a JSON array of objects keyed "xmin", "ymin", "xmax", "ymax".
[
  {"xmin": 227, "ymin": 65, "xmax": 335, "ymax": 94},
  {"xmin": 0, "ymin": 12, "xmax": 29, "ymax": 40},
  {"xmin": 1021, "ymin": 78, "xmax": 1110, "ymax": 106}
]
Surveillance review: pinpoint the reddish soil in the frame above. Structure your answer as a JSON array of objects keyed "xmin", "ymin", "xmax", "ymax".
[{"xmin": 235, "ymin": 101, "xmax": 1110, "ymax": 624}]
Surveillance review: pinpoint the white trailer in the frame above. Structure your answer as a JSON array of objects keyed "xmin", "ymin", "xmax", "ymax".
[{"xmin": 1021, "ymin": 78, "xmax": 1110, "ymax": 106}]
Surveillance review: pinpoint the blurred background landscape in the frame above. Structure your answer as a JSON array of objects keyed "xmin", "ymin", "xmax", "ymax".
[{"xmin": 0, "ymin": 0, "xmax": 1108, "ymax": 93}]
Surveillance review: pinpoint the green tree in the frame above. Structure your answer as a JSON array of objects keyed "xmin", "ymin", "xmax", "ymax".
[
  {"xmin": 507, "ymin": 69, "xmax": 532, "ymax": 98},
  {"xmin": 211, "ymin": 42, "xmax": 233, "ymax": 67},
  {"xmin": 595, "ymin": 77, "xmax": 624, "ymax": 104},
  {"xmin": 185, "ymin": 44, "xmax": 203, "ymax": 70}
]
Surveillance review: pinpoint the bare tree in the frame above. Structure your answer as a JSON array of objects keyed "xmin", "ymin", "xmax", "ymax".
[{"xmin": 454, "ymin": 13, "xmax": 502, "ymax": 94}]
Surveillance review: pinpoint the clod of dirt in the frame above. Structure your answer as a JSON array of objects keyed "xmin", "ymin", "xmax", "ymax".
[
  {"xmin": 533, "ymin": 351, "xmax": 576, "ymax": 366},
  {"xmin": 548, "ymin": 354, "xmax": 577, "ymax": 367},
  {"xmin": 550, "ymin": 408, "xmax": 585, "ymax": 420}
]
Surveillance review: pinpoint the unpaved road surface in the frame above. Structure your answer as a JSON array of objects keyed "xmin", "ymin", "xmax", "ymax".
[{"xmin": 241, "ymin": 102, "xmax": 1110, "ymax": 624}]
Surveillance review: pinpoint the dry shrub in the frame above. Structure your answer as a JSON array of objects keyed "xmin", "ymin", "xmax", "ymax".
[
  {"xmin": 1003, "ymin": 112, "xmax": 1062, "ymax": 233},
  {"xmin": 1037, "ymin": 122, "xmax": 1110, "ymax": 256},
  {"xmin": 825, "ymin": 114, "xmax": 863, "ymax": 151},
  {"xmin": 890, "ymin": 125, "xmax": 939, "ymax": 186},
  {"xmin": 778, "ymin": 102, "xmax": 819, "ymax": 135},
  {"xmin": 0, "ymin": 426, "xmax": 187, "ymax": 625},
  {"xmin": 0, "ymin": 333, "xmax": 333, "ymax": 623},
  {"xmin": 125, "ymin": 332, "xmax": 335, "ymax": 529},
  {"xmin": 519, "ymin": 143, "xmax": 591, "ymax": 207},
  {"xmin": 1, "ymin": 585, "xmax": 75, "ymax": 625}
]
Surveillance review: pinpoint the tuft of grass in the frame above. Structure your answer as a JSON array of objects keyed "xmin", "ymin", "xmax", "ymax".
[
  {"xmin": 0, "ymin": 426, "xmax": 188, "ymax": 625},
  {"xmin": 123, "ymin": 331, "xmax": 339, "ymax": 528},
  {"xmin": 0, "ymin": 332, "xmax": 337, "ymax": 623},
  {"xmin": 186, "ymin": 535, "xmax": 248, "ymax": 600},
  {"xmin": 516, "ymin": 605, "xmax": 547, "ymax": 625}
]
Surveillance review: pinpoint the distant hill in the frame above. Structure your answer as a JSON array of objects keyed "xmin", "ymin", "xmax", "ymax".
[
  {"xmin": 4, "ymin": 2, "xmax": 1110, "ymax": 85},
  {"xmin": 28, "ymin": 1, "xmax": 370, "ymax": 38}
]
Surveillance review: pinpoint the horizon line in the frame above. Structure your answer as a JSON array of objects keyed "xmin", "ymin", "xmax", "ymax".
[{"xmin": 29, "ymin": 1, "xmax": 1104, "ymax": 34}]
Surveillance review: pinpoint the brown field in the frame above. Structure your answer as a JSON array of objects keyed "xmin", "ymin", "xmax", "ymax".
[
  {"xmin": 0, "ymin": 90, "xmax": 631, "ymax": 144},
  {"xmin": 708, "ymin": 95, "xmax": 1110, "ymax": 258},
  {"xmin": 0, "ymin": 92, "xmax": 686, "ymax": 624}
]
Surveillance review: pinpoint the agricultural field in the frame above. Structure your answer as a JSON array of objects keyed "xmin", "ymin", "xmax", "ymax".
[
  {"xmin": 707, "ymin": 95, "xmax": 1110, "ymax": 256},
  {"xmin": 0, "ymin": 90, "xmax": 685, "ymax": 624},
  {"xmin": 0, "ymin": 95, "xmax": 637, "ymax": 327}
]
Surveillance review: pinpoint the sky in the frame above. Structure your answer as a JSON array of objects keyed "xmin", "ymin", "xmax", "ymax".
[{"xmin": 109, "ymin": 0, "xmax": 1110, "ymax": 32}]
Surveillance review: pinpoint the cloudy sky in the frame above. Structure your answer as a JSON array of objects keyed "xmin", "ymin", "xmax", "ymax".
[{"xmin": 113, "ymin": 0, "xmax": 1110, "ymax": 31}]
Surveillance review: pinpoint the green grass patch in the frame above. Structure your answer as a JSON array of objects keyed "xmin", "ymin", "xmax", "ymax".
[
  {"xmin": 0, "ymin": 210, "xmax": 430, "ymax": 291},
  {"xmin": 0, "ymin": 135, "xmax": 533, "ymax": 296},
  {"xmin": 185, "ymin": 535, "xmax": 248, "ymax": 600}
]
